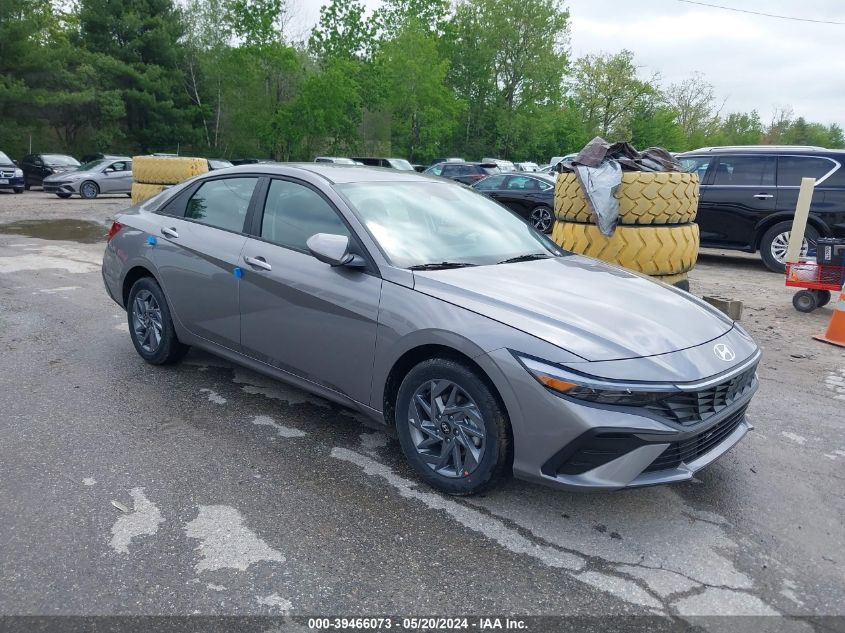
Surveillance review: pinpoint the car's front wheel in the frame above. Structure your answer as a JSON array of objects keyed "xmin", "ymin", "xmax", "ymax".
[
  {"xmin": 13, "ymin": 188, "xmax": 23, "ymax": 194},
  {"xmin": 395, "ymin": 358, "xmax": 511, "ymax": 495},
  {"xmin": 79, "ymin": 181, "xmax": 99, "ymax": 199},
  {"xmin": 529, "ymin": 205, "xmax": 554, "ymax": 233},
  {"xmin": 127, "ymin": 277, "xmax": 189, "ymax": 365},
  {"xmin": 760, "ymin": 221, "xmax": 819, "ymax": 273}
]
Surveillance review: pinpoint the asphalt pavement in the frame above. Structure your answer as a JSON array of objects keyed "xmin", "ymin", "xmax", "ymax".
[{"xmin": 0, "ymin": 192, "xmax": 843, "ymax": 631}]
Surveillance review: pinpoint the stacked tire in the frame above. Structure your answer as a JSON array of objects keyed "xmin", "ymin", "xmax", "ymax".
[
  {"xmin": 131, "ymin": 156, "xmax": 208, "ymax": 204},
  {"xmin": 552, "ymin": 171, "xmax": 700, "ymax": 290}
]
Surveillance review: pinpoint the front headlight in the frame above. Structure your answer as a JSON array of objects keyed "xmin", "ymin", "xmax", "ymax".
[
  {"xmin": 14, "ymin": 168, "xmax": 22, "ymax": 177},
  {"xmin": 515, "ymin": 354, "xmax": 680, "ymax": 406}
]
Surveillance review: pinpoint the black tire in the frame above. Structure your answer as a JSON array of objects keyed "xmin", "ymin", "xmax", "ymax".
[
  {"xmin": 792, "ymin": 290, "xmax": 818, "ymax": 313},
  {"xmin": 79, "ymin": 180, "xmax": 99, "ymax": 199},
  {"xmin": 56, "ymin": 192, "xmax": 72, "ymax": 199},
  {"xmin": 24, "ymin": 183, "xmax": 31, "ymax": 191},
  {"xmin": 395, "ymin": 358, "xmax": 511, "ymax": 495},
  {"xmin": 529, "ymin": 205, "xmax": 554, "ymax": 234},
  {"xmin": 13, "ymin": 188, "xmax": 23, "ymax": 194},
  {"xmin": 815, "ymin": 290, "xmax": 832, "ymax": 308},
  {"xmin": 127, "ymin": 277, "xmax": 189, "ymax": 365},
  {"xmin": 760, "ymin": 221, "xmax": 820, "ymax": 274}
]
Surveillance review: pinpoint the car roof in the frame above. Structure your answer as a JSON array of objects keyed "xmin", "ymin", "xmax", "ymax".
[
  {"xmin": 680, "ymin": 146, "xmax": 845, "ymax": 157},
  {"xmin": 213, "ymin": 162, "xmax": 437, "ymax": 185}
]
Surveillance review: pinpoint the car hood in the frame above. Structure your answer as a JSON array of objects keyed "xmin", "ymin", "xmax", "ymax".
[
  {"xmin": 44, "ymin": 170, "xmax": 83, "ymax": 181},
  {"xmin": 412, "ymin": 256, "xmax": 734, "ymax": 361}
]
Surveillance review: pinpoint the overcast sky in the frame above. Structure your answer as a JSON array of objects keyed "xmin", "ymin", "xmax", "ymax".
[{"xmin": 291, "ymin": 0, "xmax": 845, "ymax": 128}]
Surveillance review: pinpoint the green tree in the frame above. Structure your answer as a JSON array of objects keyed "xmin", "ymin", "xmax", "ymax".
[
  {"xmin": 571, "ymin": 50, "xmax": 658, "ymax": 140},
  {"xmin": 663, "ymin": 72, "xmax": 721, "ymax": 147},
  {"xmin": 308, "ymin": 0, "xmax": 375, "ymax": 62},
  {"xmin": 376, "ymin": 19, "xmax": 458, "ymax": 161},
  {"xmin": 447, "ymin": 0, "xmax": 569, "ymax": 157},
  {"xmin": 77, "ymin": 0, "xmax": 198, "ymax": 152}
]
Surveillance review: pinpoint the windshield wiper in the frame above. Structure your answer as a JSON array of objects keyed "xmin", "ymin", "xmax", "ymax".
[
  {"xmin": 408, "ymin": 262, "xmax": 477, "ymax": 271},
  {"xmin": 497, "ymin": 253, "xmax": 552, "ymax": 265}
]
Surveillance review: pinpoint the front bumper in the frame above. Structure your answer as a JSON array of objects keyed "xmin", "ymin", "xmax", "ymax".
[
  {"xmin": 0, "ymin": 175, "xmax": 24, "ymax": 190},
  {"xmin": 43, "ymin": 180, "xmax": 79, "ymax": 194},
  {"xmin": 486, "ymin": 346, "xmax": 760, "ymax": 491}
]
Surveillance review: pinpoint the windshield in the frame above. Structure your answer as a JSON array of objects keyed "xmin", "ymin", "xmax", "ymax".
[
  {"xmin": 337, "ymin": 181, "xmax": 559, "ymax": 268},
  {"xmin": 388, "ymin": 159, "xmax": 415, "ymax": 171},
  {"xmin": 0, "ymin": 151, "xmax": 12, "ymax": 165},
  {"xmin": 78, "ymin": 159, "xmax": 108, "ymax": 171},
  {"xmin": 43, "ymin": 154, "xmax": 80, "ymax": 166}
]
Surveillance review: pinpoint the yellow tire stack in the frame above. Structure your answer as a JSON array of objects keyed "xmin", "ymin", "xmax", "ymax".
[
  {"xmin": 131, "ymin": 156, "xmax": 209, "ymax": 204},
  {"xmin": 552, "ymin": 171, "xmax": 700, "ymax": 288}
]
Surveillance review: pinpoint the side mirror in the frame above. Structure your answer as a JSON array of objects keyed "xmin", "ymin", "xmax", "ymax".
[{"xmin": 306, "ymin": 233, "xmax": 367, "ymax": 269}]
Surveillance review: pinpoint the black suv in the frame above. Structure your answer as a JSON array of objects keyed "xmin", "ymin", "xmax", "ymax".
[
  {"xmin": 425, "ymin": 161, "xmax": 500, "ymax": 185},
  {"xmin": 20, "ymin": 153, "xmax": 80, "ymax": 189},
  {"xmin": 678, "ymin": 146, "xmax": 845, "ymax": 272}
]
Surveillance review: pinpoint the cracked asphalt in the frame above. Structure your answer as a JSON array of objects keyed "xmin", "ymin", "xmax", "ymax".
[{"xmin": 0, "ymin": 192, "xmax": 843, "ymax": 630}]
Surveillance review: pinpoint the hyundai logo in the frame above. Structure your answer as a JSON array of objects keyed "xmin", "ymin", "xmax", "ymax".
[{"xmin": 713, "ymin": 343, "xmax": 736, "ymax": 362}]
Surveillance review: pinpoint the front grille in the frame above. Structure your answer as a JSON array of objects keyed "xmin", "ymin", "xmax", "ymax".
[
  {"xmin": 644, "ymin": 364, "xmax": 757, "ymax": 426},
  {"xmin": 0, "ymin": 170, "xmax": 14, "ymax": 178},
  {"xmin": 643, "ymin": 405, "xmax": 748, "ymax": 473}
]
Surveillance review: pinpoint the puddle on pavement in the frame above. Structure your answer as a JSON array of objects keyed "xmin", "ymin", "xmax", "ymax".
[{"xmin": 0, "ymin": 219, "xmax": 107, "ymax": 243}]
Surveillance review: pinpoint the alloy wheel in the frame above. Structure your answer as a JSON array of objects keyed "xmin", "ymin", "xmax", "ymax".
[
  {"xmin": 132, "ymin": 290, "xmax": 163, "ymax": 353},
  {"xmin": 770, "ymin": 230, "xmax": 810, "ymax": 265},
  {"xmin": 407, "ymin": 379, "xmax": 486, "ymax": 478},
  {"xmin": 80, "ymin": 182, "xmax": 98, "ymax": 199},
  {"xmin": 530, "ymin": 207, "xmax": 553, "ymax": 232}
]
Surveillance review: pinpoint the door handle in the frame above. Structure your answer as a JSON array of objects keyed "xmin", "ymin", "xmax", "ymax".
[
  {"xmin": 244, "ymin": 256, "xmax": 272, "ymax": 271},
  {"xmin": 753, "ymin": 193, "xmax": 773, "ymax": 200},
  {"xmin": 161, "ymin": 227, "xmax": 179, "ymax": 238}
]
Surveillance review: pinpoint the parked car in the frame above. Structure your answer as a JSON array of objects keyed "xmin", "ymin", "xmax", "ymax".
[
  {"xmin": 207, "ymin": 158, "xmax": 234, "ymax": 170},
  {"xmin": 514, "ymin": 162, "xmax": 540, "ymax": 172},
  {"xmin": 677, "ymin": 145, "xmax": 845, "ymax": 272},
  {"xmin": 0, "ymin": 151, "xmax": 25, "ymax": 194},
  {"xmin": 431, "ymin": 157, "xmax": 465, "ymax": 165},
  {"xmin": 472, "ymin": 173, "xmax": 555, "ymax": 233},
  {"xmin": 424, "ymin": 161, "xmax": 500, "ymax": 185},
  {"xmin": 412, "ymin": 164, "xmax": 426, "ymax": 172},
  {"xmin": 315, "ymin": 157, "xmax": 357, "ymax": 165},
  {"xmin": 20, "ymin": 153, "xmax": 80, "ymax": 189},
  {"xmin": 103, "ymin": 163, "xmax": 760, "ymax": 495},
  {"xmin": 351, "ymin": 157, "xmax": 415, "ymax": 171},
  {"xmin": 482, "ymin": 158, "xmax": 516, "ymax": 172},
  {"xmin": 43, "ymin": 156, "xmax": 133, "ymax": 199}
]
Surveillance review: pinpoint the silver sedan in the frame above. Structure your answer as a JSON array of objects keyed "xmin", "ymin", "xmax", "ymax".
[
  {"xmin": 43, "ymin": 157, "xmax": 133, "ymax": 199},
  {"xmin": 102, "ymin": 164, "xmax": 760, "ymax": 495}
]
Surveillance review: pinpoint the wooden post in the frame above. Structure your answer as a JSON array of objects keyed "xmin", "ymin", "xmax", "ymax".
[{"xmin": 784, "ymin": 177, "xmax": 816, "ymax": 264}]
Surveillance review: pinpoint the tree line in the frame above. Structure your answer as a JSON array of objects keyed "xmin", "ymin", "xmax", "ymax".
[{"xmin": 1, "ymin": 0, "xmax": 842, "ymax": 163}]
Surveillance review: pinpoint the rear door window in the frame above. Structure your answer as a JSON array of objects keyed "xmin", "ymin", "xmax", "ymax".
[
  {"xmin": 712, "ymin": 156, "xmax": 775, "ymax": 186},
  {"xmin": 777, "ymin": 156, "xmax": 838, "ymax": 186},
  {"xmin": 185, "ymin": 177, "xmax": 258, "ymax": 233}
]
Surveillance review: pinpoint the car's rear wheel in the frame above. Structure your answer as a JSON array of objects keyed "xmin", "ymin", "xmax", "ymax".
[
  {"xmin": 13, "ymin": 188, "xmax": 23, "ymax": 194},
  {"xmin": 56, "ymin": 192, "xmax": 71, "ymax": 199},
  {"xmin": 760, "ymin": 222, "xmax": 819, "ymax": 274},
  {"xmin": 530, "ymin": 205, "xmax": 554, "ymax": 233},
  {"xmin": 395, "ymin": 358, "xmax": 511, "ymax": 495},
  {"xmin": 127, "ymin": 277, "xmax": 189, "ymax": 365},
  {"xmin": 79, "ymin": 181, "xmax": 99, "ymax": 199}
]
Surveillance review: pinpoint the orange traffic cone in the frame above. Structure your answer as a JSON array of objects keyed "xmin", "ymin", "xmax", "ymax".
[{"xmin": 814, "ymin": 284, "xmax": 845, "ymax": 348}]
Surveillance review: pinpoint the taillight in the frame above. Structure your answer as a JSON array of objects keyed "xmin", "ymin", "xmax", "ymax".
[{"xmin": 107, "ymin": 221, "xmax": 123, "ymax": 242}]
